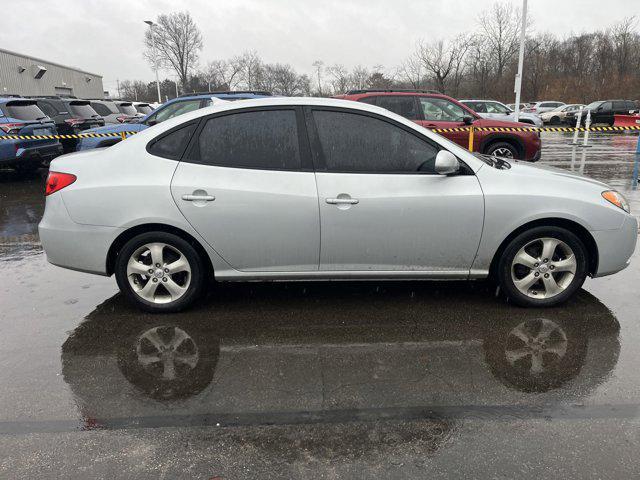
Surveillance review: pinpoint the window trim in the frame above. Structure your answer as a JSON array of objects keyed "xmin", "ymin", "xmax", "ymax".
[
  {"xmin": 181, "ymin": 105, "xmax": 314, "ymax": 172},
  {"xmin": 305, "ymin": 105, "xmax": 469, "ymax": 176},
  {"xmin": 145, "ymin": 121, "xmax": 199, "ymax": 160}
]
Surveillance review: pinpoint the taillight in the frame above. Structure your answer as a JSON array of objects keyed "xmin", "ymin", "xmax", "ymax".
[
  {"xmin": 0, "ymin": 123, "xmax": 26, "ymax": 134},
  {"xmin": 45, "ymin": 171, "xmax": 76, "ymax": 196},
  {"xmin": 116, "ymin": 115, "xmax": 129, "ymax": 123},
  {"xmin": 64, "ymin": 118, "xmax": 84, "ymax": 127}
]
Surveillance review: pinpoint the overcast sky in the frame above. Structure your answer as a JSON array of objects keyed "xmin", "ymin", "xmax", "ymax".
[{"xmin": 1, "ymin": 0, "xmax": 637, "ymax": 94}]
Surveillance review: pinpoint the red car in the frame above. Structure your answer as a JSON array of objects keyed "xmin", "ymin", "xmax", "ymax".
[{"xmin": 335, "ymin": 90, "xmax": 541, "ymax": 161}]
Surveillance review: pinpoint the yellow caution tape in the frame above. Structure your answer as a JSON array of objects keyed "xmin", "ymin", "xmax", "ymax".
[{"xmin": 0, "ymin": 125, "xmax": 638, "ymax": 141}]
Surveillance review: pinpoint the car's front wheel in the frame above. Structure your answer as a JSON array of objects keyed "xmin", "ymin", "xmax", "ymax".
[
  {"xmin": 115, "ymin": 232, "xmax": 205, "ymax": 313},
  {"xmin": 485, "ymin": 141, "xmax": 519, "ymax": 159},
  {"xmin": 498, "ymin": 226, "xmax": 589, "ymax": 307}
]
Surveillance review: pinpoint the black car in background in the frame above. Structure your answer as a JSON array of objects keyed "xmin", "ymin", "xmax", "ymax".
[
  {"xmin": 566, "ymin": 99, "xmax": 639, "ymax": 126},
  {"xmin": 29, "ymin": 96, "xmax": 105, "ymax": 152}
]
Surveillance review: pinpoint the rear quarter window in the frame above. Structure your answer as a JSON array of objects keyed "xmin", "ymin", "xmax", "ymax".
[{"xmin": 147, "ymin": 123, "xmax": 198, "ymax": 160}]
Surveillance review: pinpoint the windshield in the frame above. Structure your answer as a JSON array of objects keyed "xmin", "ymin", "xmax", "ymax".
[{"xmin": 586, "ymin": 101, "xmax": 603, "ymax": 110}]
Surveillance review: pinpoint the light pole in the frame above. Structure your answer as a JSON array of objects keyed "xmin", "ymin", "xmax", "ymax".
[
  {"xmin": 513, "ymin": 0, "xmax": 527, "ymax": 122},
  {"xmin": 144, "ymin": 20, "xmax": 162, "ymax": 104}
]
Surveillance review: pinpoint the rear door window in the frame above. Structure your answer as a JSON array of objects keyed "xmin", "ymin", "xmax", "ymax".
[
  {"xmin": 195, "ymin": 109, "xmax": 301, "ymax": 170},
  {"xmin": 312, "ymin": 109, "xmax": 439, "ymax": 173},
  {"xmin": 3, "ymin": 102, "xmax": 47, "ymax": 120},
  {"xmin": 372, "ymin": 96, "xmax": 420, "ymax": 120}
]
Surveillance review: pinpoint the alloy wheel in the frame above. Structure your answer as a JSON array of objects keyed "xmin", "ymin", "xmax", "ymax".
[
  {"xmin": 510, "ymin": 237, "xmax": 577, "ymax": 299},
  {"xmin": 135, "ymin": 326, "xmax": 199, "ymax": 380},
  {"xmin": 492, "ymin": 147, "xmax": 515, "ymax": 158},
  {"xmin": 126, "ymin": 242, "xmax": 192, "ymax": 304}
]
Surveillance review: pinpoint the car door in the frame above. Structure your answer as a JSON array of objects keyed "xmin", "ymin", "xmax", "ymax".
[
  {"xmin": 595, "ymin": 101, "xmax": 613, "ymax": 124},
  {"xmin": 415, "ymin": 97, "xmax": 477, "ymax": 149},
  {"xmin": 170, "ymin": 107, "xmax": 320, "ymax": 272},
  {"xmin": 307, "ymin": 107, "xmax": 484, "ymax": 273}
]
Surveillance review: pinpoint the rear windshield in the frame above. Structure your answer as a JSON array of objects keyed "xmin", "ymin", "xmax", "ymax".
[
  {"xmin": 118, "ymin": 104, "xmax": 137, "ymax": 115},
  {"xmin": 2, "ymin": 102, "xmax": 47, "ymax": 120},
  {"xmin": 68, "ymin": 102, "xmax": 98, "ymax": 118},
  {"xmin": 136, "ymin": 104, "xmax": 153, "ymax": 114},
  {"xmin": 91, "ymin": 101, "xmax": 119, "ymax": 115}
]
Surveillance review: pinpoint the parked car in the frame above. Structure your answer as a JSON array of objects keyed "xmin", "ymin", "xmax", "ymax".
[
  {"xmin": 29, "ymin": 96, "xmax": 105, "ymax": 152},
  {"xmin": 337, "ymin": 90, "xmax": 541, "ymax": 160},
  {"xmin": 506, "ymin": 103, "xmax": 531, "ymax": 111},
  {"xmin": 524, "ymin": 101, "xmax": 565, "ymax": 114},
  {"xmin": 460, "ymin": 100, "xmax": 543, "ymax": 127},
  {"xmin": 112, "ymin": 100, "xmax": 139, "ymax": 123},
  {"xmin": 39, "ymin": 97, "xmax": 637, "ymax": 313},
  {"xmin": 133, "ymin": 102, "xmax": 154, "ymax": 116},
  {"xmin": 565, "ymin": 100, "xmax": 639, "ymax": 126},
  {"xmin": 86, "ymin": 99, "xmax": 124, "ymax": 124},
  {"xmin": 539, "ymin": 104, "xmax": 586, "ymax": 125},
  {"xmin": 0, "ymin": 97, "xmax": 63, "ymax": 173},
  {"xmin": 76, "ymin": 91, "xmax": 272, "ymax": 151}
]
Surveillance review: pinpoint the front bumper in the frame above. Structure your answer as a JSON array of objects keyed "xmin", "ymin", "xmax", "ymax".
[
  {"xmin": 591, "ymin": 214, "xmax": 638, "ymax": 277},
  {"xmin": 38, "ymin": 192, "xmax": 119, "ymax": 275}
]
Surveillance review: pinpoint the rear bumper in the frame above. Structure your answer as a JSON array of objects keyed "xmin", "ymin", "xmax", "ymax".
[
  {"xmin": 0, "ymin": 142, "xmax": 63, "ymax": 165},
  {"xmin": 592, "ymin": 215, "xmax": 638, "ymax": 277},
  {"xmin": 38, "ymin": 193, "xmax": 118, "ymax": 276}
]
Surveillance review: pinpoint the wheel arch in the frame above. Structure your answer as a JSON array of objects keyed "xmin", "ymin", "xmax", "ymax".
[
  {"xmin": 488, "ymin": 218, "xmax": 599, "ymax": 279},
  {"xmin": 106, "ymin": 223, "xmax": 214, "ymax": 279},
  {"xmin": 480, "ymin": 134, "xmax": 525, "ymax": 158}
]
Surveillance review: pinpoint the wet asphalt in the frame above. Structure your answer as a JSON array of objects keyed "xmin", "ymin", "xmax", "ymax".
[{"xmin": 1, "ymin": 132, "xmax": 640, "ymax": 479}]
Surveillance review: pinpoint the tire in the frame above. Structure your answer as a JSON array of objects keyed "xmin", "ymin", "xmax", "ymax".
[
  {"xmin": 484, "ymin": 141, "xmax": 519, "ymax": 160},
  {"xmin": 550, "ymin": 116, "xmax": 561, "ymax": 125},
  {"xmin": 498, "ymin": 226, "xmax": 588, "ymax": 307},
  {"xmin": 115, "ymin": 231, "xmax": 205, "ymax": 313}
]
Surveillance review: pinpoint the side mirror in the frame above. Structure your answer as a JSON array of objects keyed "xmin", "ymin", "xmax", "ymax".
[
  {"xmin": 462, "ymin": 115, "xmax": 474, "ymax": 125},
  {"xmin": 435, "ymin": 150, "xmax": 460, "ymax": 175}
]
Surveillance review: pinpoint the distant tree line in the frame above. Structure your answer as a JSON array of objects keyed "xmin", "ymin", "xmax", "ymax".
[{"xmin": 118, "ymin": 6, "xmax": 640, "ymax": 104}]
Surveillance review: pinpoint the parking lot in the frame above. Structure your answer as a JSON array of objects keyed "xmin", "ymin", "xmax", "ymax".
[{"xmin": 1, "ymin": 131, "xmax": 640, "ymax": 478}]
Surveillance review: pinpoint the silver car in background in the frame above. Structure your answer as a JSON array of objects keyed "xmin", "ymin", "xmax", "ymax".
[
  {"xmin": 460, "ymin": 100, "xmax": 543, "ymax": 127},
  {"xmin": 39, "ymin": 97, "xmax": 637, "ymax": 312}
]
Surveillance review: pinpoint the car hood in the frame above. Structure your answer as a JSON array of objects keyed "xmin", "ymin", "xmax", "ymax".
[
  {"xmin": 506, "ymin": 159, "xmax": 610, "ymax": 189},
  {"xmin": 83, "ymin": 123, "xmax": 147, "ymax": 134}
]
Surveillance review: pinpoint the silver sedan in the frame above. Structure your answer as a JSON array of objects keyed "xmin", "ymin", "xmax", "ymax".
[{"xmin": 39, "ymin": 97, "xmax": 637, "ymax": 312}]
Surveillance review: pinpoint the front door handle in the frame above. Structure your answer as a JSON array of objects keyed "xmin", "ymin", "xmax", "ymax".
[
  {"xmin": 182, "ymin": 194, "xmax": 215, "ymax": 202},
  {"xmin": 326, "ymin": 197, "xmax": 359, "ymax": 205}
]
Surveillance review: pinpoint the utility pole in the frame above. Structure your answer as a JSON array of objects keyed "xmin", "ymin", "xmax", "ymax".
[
  {"xmin": 513, "ymin": 0, "xmax": 527, "ymax": 122},
  {"xmin": 144, "ymin": 20, "xmax": 162, "ymax": 104}
]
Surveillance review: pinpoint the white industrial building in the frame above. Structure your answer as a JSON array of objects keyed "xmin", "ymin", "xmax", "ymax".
[{"xmin": 0, "ymin": 48, "xmax": 104, "ymax": 98}]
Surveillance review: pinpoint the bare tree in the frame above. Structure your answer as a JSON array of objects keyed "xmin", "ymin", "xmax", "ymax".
[
  {"xmin": 416, "ymin": 37, "xmax": 470, "ymax": 94},
  {"xmin": 202, "ymin": 58, "xmax": 243, "ymax": 91},
  {"xmin": 312, "ymin": 60, "xmax": 324, "ymax": 95},
  {"xmin": 350, "ymin": 65, "xmax": 370, "ymax": 90},
  {"xmin": 397, "ymin": 52, "xmax": 424, "ymax": 89},
  {"xmin": 326, "ymin": 64, "xmax": 350, "ymax": 94},
  {"xmin": 144, "ymin": 11, "xmax": 203, "ymax": 91},
  {"xmin": 478, "ymin": 2, "xmax": 522, "ymax": 82}
]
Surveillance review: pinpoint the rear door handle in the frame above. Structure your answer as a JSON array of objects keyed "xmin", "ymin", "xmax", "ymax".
[
  {"xmin": 326, "ymin": 198, "xmax": 359, "ymax": 205},
  {"xmin": 182, "ymin": 194, "xmax": 215, "ymax": 202}
]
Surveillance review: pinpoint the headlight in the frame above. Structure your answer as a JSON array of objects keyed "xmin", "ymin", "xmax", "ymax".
[{"xmin": 602, "ymin": 190, "xmax": 630, "ymax": 213}]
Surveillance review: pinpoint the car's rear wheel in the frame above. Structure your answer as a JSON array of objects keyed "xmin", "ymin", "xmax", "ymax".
[
  {"xmin": 550, "ymin": 116, "xmax": 561, "ymax": 125},
  {"xmin": 115, "ymin": 232, "xmax": 204, "ymax": 313},
  {"xmin": 485, "ymin": 141, "xmax": 519, "ymax": 159},
  {"xmin": 498, "ymin": 226, "xmax": 588, "ymax": 307}
]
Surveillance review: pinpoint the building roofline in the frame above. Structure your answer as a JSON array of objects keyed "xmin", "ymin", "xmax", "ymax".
[{"xmin": 0, "ymin": 47, "xmax": 103, "ymax": 78}]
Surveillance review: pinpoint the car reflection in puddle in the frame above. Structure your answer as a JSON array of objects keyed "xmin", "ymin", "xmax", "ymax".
[{"xmin": 61, "ymin": 281, "xmax": 620, "ymax": 438}]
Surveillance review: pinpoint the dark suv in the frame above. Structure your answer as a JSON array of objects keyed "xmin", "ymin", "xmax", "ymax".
[
  {"xmin": 30, "ymin": 96, "xmax": 105, "ymax": 152},
  {"xmin": 565, "ymin": 100, "xmax": 639, "ymax": 126},
  {"xmin": 336, "ymin": 90, "xmax": 541, "ymax": 161}
]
